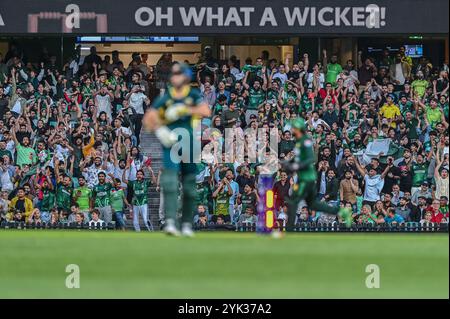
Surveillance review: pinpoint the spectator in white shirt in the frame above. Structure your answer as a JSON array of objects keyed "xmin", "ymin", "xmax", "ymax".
[
  {"xmin": 355, "ymin": 157, "xmax": 391, "ymax": 207},
  {"xmin": 125, "ymin": 85, "xmax": 150, "ymax": 145}
]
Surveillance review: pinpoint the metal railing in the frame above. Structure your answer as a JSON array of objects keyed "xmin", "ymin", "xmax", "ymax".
[
  {"xmin": 194, "ymin": 222, "xmax": 449, "ymax": 233},
  {"xmin": 1, "ymin": 221, "xmax": 448, "ymax": 233},
  {"xmin": 0, "ymin": 221, "xmax": 116, "ymax": 230}
]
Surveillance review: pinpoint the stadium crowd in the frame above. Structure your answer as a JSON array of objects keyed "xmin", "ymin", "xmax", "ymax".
[{"xmin": 0, "ymin": 43, "xmax": 448, "ymax": 231}]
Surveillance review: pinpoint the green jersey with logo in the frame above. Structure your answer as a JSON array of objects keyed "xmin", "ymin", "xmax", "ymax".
[
  {"xmin": 411, "ymin": 79, "xmax": 428, "ymax": 98},
  {"xmin": 411, "ymin": 162, "xmax": 429, "ymax": 187},
  {"xmin": 110, "ymin": 188, "xmax": 126, "ymax": 211},
  {"xmin": 240, "ymin": 192, "xmax": 257, "ymax": 213},
  {"xmin": 325, "ymin": 63, "xmax": 342, "ymax": 84},
  {"xmin": 248, "ymin": 88, "xmax": 266, "ymax": 110},
  {"xmin": 130, "ymin": 179, "xmax": 150, "ymax": 206},
  {"xmin": 41, "ymin": 189, "xmax": 55, "ymax": 212},
  {"xmin": 56, "ymin": 184, "xmax": 73, "ymax": 209},
  {"xmin": 73, "ymin": 186, "xmax": 92, "ymax": 211},
  {"xmin": 92, "ymin": 182, "xmax": 112, "ymax": 207}
]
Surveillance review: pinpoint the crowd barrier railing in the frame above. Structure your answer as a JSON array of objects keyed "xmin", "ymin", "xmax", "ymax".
[{"xmin": 194, "ymin": 222, "xmax": 449, "ymax": 233}]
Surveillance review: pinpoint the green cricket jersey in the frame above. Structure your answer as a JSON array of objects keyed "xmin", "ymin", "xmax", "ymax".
[
  {"xmin": 442, "ymin": 103, "xmax": 449, "ymax": 120},
  {"xmin": 426, "ymin": 106, "xmax": 442, "ymax": 128},
  {"xmin": 325, "ymin": 63, "xmax": 342, "ymax": 84},
  {"xmin": 405, "ymin": 118, "xmax": 419, "ymax": 140},
  {"xmin": 411, "ymin": 162, "xmax": 429, "ymax": 187},
  {"xmin": 293, "ymin": 135, "xmax": 317, "ymax": 182},
  {"xmin": 248, "ymin": 88, "xmax": 266, "ymax": 110},
  {"xmin": 41, "ymin": 189, "xmax": 55, "ymax": 212},
  {"xmin": 130, "ymin": 179, "xmax": 150, "ymax": 206},
  {"xmin": 267, "ymin": 89, "xmax": 279, "ymax": 101},
  {"xmin": 92, "ymin": 182, "xmax": 112, "ymax": 207},
  {"xmin": 240, "ymin": 192, "xmax": 257, "ymax": 213},
  {"xmin": 110, "ymin": 188, "xmax": 125, "ymax": 211},
  {"xmin": 196, "ymin": 182, "xmax": 210, "ymax": 206},
  {"xmin": 411, "ymin": 79, "xmax": 428, "ymax": 98},
  {"xmin": 300, "ymin": 94, "xmax": 313, "ymax": 113},
  {"xmin": 56, "ymin": 184, "xmax": 73, "ymax": 209},
  {"xmin": 399, "ymin": 101, "xmax": 414, "ymax": 118},
  {"xmin": 73, "ymin": 186, "xmax": 92, "ymax": 211}
]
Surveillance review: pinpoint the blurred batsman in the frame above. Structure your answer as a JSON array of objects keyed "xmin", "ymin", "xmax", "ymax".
[
  {"xmin": 283, "ymin": 118, "xmax": 352, "ymax": 231},
  {"xmin": 143, "ymin": 63, "xmax": 211, "ymax": 237}
]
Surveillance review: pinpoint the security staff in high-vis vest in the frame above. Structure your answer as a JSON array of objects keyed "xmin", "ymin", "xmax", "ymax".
[
  {"xmin": 283, "ymin": 118, "xmax": 352, "ymax": 231},
  {"xmin": 143, "ymin": 63, "xmax": 211, "ymax": 237}
]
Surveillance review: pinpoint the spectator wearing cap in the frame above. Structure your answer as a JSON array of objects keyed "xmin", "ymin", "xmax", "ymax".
[
  {"xmin": 411, "ymin": 181, "xmax": 432, "ymax": 206},
  {"xmin": 379, "ymin": 94, "xmax": 401, "ymax": 128},
  {"xmin": 355, "ymin": 156, "xmax": 391, "ymax": 208}
]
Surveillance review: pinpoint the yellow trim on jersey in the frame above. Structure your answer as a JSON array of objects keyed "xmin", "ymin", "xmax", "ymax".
[{"xmin": 168, "ymin": 85, "xmax": 191, "ymax": 99}]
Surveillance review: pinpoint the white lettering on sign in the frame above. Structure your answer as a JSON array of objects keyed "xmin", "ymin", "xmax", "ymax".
[
  {"xmin": 134, "ymin": 6, "xmax": 386, "ymax": 28},
  {"xmin": 259, "ymin": 8, "xmax": 278, "ymax": 26}
]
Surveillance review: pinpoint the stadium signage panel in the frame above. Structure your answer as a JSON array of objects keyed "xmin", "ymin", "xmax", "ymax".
[{"xmin": 0, "ymin": 0, "xmax": 447, "ymax": 34}]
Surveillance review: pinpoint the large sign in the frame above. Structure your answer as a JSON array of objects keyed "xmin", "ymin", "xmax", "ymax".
[{"xmin": 0, "ymin": 0, "xmax": 448, "ymax": 35}]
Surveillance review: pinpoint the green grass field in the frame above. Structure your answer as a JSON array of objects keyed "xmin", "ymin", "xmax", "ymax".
[{"xmin": 0, "ymin": 231, "xmax": 448, "ymax": 299}]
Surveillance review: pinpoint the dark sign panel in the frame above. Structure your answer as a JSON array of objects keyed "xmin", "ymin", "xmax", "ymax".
[{"xmin": 0, "ymin": 0, "xmax": 448, "ymax": 34}]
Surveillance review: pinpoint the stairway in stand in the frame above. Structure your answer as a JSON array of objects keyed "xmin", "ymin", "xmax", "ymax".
[{"xmin": 125, "ymin": 130, "xmax": 163, "ymax": 231}]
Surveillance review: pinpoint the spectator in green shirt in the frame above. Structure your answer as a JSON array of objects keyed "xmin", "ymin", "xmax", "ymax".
[
  {"xmin": 123, "ymin": 168, "xmax": 156, "ymax": 232},
  {"xmin": 73, "ymin": 176, "xmax": 92, "ymax": 219},
  {"xmin": 110, "ymin": 178, "xmax": 131, "ymax": 230},
  {"xmin": 11, "ymin": 129, "xmax": 36, "ymax": 168},
  {"xmin": 418, "ymin": 98, "xmax": 446, "ymax": 129},
  {"xmin": 38, "ymin": 178, "xmax": 55, "ymax": 223},
  {"xmin": 411, "ymin": 71, "xmax": 428, "ymax": 98},
  {"xmin": 91, "ymin": 172, "xmax": 113, "ymax": 224},
  {"xmin": 323, "ymin": 50, "xmax": 342, "ymax": 85}
]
